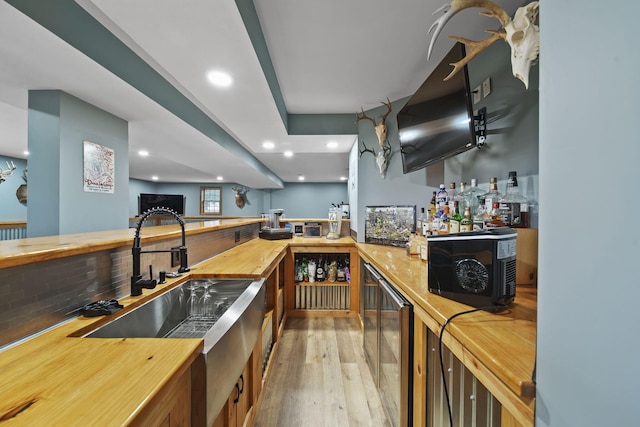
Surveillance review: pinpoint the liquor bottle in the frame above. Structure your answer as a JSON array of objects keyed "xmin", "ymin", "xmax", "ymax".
[
  {"xmin": 450, "ymin": 201, "xmax": 462, "ymax": 233},
  {"xmin": 460, "ymin": 207, "xmax": 473, "ymax": 232},
  {"xmin": 436, "ymin": 184, "xmax": 448, "ymax": 216},
  {"xmin": 486, "ymin": 202, "xmax": 507, "ymax": 229},
  {"xmin": 423, "ymin": 209, "xmax": 432, "ymax": 236},
  {"xmin": 307, "ymin": 259, "xmax": 316, "ymax": 282},
  {"xmin": 453, "ymin": 182, "xmax": 467, "ymax": 212},
  {"xmin": 344, "ymin": 257, "xmax": 350, "ymax": 284},
  {"xmin": 472, "ymin": 204, "xmax": 486, "ymax": 231},
  {"xmin": 302, "ymin": 257, "xmax": 309, "ymax": 282},
  {"xmin": 482, "ymin": 177, "xmax": 503, "ymax": 214},
  {"xmin": 336, "ymin": 256, "xmax": 346, "ymax": 282},
  {"xmin": 447, "ymin": 182, "xmax": 458, "ymax": 214},
  {"xmin": 295, "ymin": 258, "xmax": 303, "ymax": 282},
  {"xmin": 316, "ymin": 256, "xmax": 325, "ymax": 282},
  {"xmin": 429, "ymin": 191, "xmax": 437, "ymax": 217},
  {"xmin": 464, "ymin": 178, "xmax": 485, "ymax": 215},
  {"xmin": 499, "ymin": 171, "xmax": 529, "ymax": 228},
  {"xmin": 328, "ymin": 258, "xmax": 337, "ymax": 282},
  {"xmin": 438, "ymin": 206, "xmax": 450, "ymax": 234}
]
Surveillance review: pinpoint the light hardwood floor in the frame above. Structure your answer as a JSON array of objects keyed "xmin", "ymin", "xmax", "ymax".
[{"xmin": 254, "ymin": 317, "xmax": 391, "ymax": 427}]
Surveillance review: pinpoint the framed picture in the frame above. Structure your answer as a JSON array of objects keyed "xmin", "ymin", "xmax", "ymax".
[
  {"xmin": 83, "ymin": 140, "xmax": 115, "ymax": 193},
  {"xmin": 365, "ymin": 205, "xmax": 416, "ymax": 247}
]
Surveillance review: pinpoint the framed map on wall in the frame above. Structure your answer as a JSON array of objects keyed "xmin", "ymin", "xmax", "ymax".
[
  {"xmin": 83, "ymin": 140, "xmax": 114, "ymax": 193},
  {"xmin": 364, "ymin": 205, "xmax": 416, "ymax": 247}
]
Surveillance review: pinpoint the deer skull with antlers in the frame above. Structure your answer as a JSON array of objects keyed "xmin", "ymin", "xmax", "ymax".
[
  {"xmin": 0, "ymin": 161, "xmax": 16, "ymax": 184},
  {"xmin": 427, "ymin": 0, "xmax": 540, "ymax": 89},
  {"xmin": 232, "ymin": 186, "xmax": 249, "ymax": 209},
  {"xmin": 356, "ymin": 99, "xmax": 393, "ymax": 178}
]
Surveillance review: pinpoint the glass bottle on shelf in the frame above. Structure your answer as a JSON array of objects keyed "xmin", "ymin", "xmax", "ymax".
[
  {"xmin": 450, "ymin": 201, "xmax": 462, "ymax": 233},
  {"xmin": 337, "ymin": 256, "xmax": 346, "ymax": 282},
  {"xmin": 464, "ymin": 178, "xmax": 485, "ymax": 215},
  {"xmin": 436, "ymin": 184, "xmax": 448, "ymax": 216},
  {"xmin": 316, "ymin": 256, "xmax": 325, "ymax": 282},
  {"xmin": 499, "ymin": 171, "xmax": 529, "ymax": 228},
  {"xmin": 417, "ymin": 207, "xmax": 426, "ymax": 236},
  {"xmin": 473, "ymin": 204, "xmax": 487, "ymax": 231},
  {"xmin": 295, "ymin": 258, "xmax": 303, "ymax": 282},
  {"xmin": 439, "ymin": 206, "xmax": 451, "ymax": 234},
  {"xmin": 448, "ymin": 182, "xmax": 459, "ymax": 214},
  {"xmin": 328, "ymin": 257, "xmax": 337, "ymax": 282},
  {"xmin": 344, "ymin": 257, "xmax": 350, "ymax": 284},
  {"xmin": 429, "ymin": 191, "xmax": 437, "ymax": 217},
  {"xmin": 453, "ymin": 182, "xmax": 467, "ymax": 212},
  {"xmin": 460, "ymin": 207, "xmax": 473, "ymax": 232},
  {"xmin": 302, "ymin": 257, "xmax": 309, "ymax": 282},
  {"xmin": 482, "ymin": 177, "xmax": 503, "ymax": 214},
  {"xmin": 486, "ymin": 202, "xmax": 507, "ymax": 229}
]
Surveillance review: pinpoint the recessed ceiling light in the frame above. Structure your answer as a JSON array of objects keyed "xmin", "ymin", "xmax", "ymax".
[
  {"xmin": 262, "ymin": 141, "xmax": 275, "ymax": 149},
  {"xmin": 217, "ymin": 176, "xmax": 224, "ymax": 181},
  {"xmin": 340, "ymin": 176, "xmax": 347, "ymax": 181},
  {"xmin": 138, "ymin": 150, "xmax": 149, "ymax": 157},
  {"xmin": 207, "ymin": 70, "xmax": 233, "ymax": 88},
  {"xmin": 284, "ymin": 150, "xmax": 293, "ymax": 158},
  {"xmin": 23, "ymin": 150, "xmax": 29, "ymax": 156},
  {"xmin": 298, "ymin": 175, "xmax": 305, "ymax": 181},
  {"xmin": 151, "ymin": 176, "xmax": 159, "ymax": 181},
  {"xmin": 327, "ymin": 141, "xmax": 338, "ymax": 149}
]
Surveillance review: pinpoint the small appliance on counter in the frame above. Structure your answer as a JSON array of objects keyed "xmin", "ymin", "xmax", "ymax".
[
  {"xmin": 259, "ymin": 208, "xmax": 293, "ymax": 240},
  {"xmin": 427, "ymin": 228, "xmax": 517, "ymax": 307}
]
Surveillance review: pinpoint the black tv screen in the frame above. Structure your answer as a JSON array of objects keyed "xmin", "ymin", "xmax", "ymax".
[
  {"xmin": 397, "ymin": 43, "xmax": 476, "ymax": 173},
  {"xmin": 138, "ymin": 193, "xmax": 185, "ymax": 215}
]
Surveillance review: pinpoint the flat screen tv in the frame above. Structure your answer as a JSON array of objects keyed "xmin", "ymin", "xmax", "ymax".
[
  {"xmin": 397, "ymin": 42, "xmax": 477, "ymax": 173},
  {"xmin": 138, "ymin": 193, "xmax": 185, "ymax": 215}
]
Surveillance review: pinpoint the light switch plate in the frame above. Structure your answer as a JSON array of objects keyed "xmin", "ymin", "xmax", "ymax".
[
  {"xmin": 473, "ymin": 85, "xmax": 481, "ymax": 104},
  {"xmin": 482, "ymin": 77, "xmax": 491, "ymax": 97}
]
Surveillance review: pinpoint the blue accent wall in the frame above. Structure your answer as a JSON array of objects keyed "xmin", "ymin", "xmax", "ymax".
[{"xmin": 27, "ymin": 90, "xmax": 129, "ymax": 237}]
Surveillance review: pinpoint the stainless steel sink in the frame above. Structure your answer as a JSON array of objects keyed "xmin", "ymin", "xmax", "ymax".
[{"xmin": 84, "ymin": 277, "xmax": 266, "ymax": 427}]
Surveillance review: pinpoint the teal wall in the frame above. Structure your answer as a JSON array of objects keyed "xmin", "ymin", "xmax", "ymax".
[
  {"xmin": 128, "ymin": 179, "xmax": 347, "ymax": 219},
  {"xmin": 27, "ymin": 90, "xmax": 129, "ymax": 237},
  {"xmin": 0, "ymin": 155, "xmax": 27, "ymax": 221}
]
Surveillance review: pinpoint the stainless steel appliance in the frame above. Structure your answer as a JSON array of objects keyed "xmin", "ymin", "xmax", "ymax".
[
  {"xmin": 427, "ymin": 228, "xmax": 517, "ymax": 307},
  {"xmin": 362, "ymin": 262, "xmax": 413, "ymax": 427},
  {"xmin": 259, "ymin": 208, "xmax": 293, "ymax": 240}
]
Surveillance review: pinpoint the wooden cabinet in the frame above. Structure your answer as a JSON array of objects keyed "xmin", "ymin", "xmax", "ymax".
[
  {"xmin": 132, "ymin": 367, "xmax": 191, "ymax": 427},
  {"xmin": 285, "ymin": 246, "xmax": 360, "ymax": 317}
]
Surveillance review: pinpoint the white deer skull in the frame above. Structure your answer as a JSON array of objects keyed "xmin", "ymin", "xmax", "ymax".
[
  {"xmin": 0, "ymin": 161, "xmax": 16, "ymax": 184},
  {"xmin": 356, "ymin": 99, "xmax": 394, "ymax": 178},
  {"xmin": 427, "ymin": 0, "xmax": 540, "ymax": 89}
]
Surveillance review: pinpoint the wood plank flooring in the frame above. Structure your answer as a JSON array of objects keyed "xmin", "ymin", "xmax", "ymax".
[{"xmin": 254, "ymin": 317, "xmax": 391, "ymax": 427}]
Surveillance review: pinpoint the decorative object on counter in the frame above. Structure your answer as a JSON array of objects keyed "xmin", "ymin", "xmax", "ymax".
[
  {"xmin": 231, "ymin": 186, "xmax": 249, "ymax": 209},
  {"xmin": 326, "ymin": 207, "xmax": 343, "ymax": 239},
  {"xmin": 0, "ymin": 160, "xmax": 16, "ymax": 183},
  {"xmin": 356, "ymin": 98, "xmax": 395, "ymax": 178},
  {"xmin": 16, "ymin": 167, "xmax": 27, "ymax": 205},
  {"xmin": 365, "ymin": 205, "xmax": 416, "ymax": 248},
  {"xmin": 427, "ymin": 0, "xmax": 540, "ymax": 89},
  {"xmin": 80, "ymin": 299, "xmax": 124, "ymax": 317}
]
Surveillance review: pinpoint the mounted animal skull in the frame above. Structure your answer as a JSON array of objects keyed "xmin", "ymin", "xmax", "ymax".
[
  {"xmin": 231, "ymin": 186, "xmax": 249, "ymax": 209},
  {"xmin": 0, "ymin": 161, "xmax": 16, "ymax": 184},
  {"xmin": 427, "ymin": 0, "xmax": 540, "ymax": 89},
  {"xmin": 356, "ymin": 99, "xmax": 394, "ymax": 178}
]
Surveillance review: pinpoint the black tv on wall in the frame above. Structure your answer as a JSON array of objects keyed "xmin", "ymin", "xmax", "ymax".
[
  {"xmin": 397, "ymin": 42, "xmax": 477, "ymax": 173},
  {"xmin": 138, "ymin": 193, "xmax": 185, "ymax": 215}
]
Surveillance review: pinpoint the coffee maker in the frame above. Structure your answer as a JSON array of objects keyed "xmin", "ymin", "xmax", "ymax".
[{"xmin": 259, "ymin": 208, "xmax": 293, "ymax": 240}]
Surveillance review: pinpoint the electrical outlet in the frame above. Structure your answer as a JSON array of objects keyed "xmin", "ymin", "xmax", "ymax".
[
  {"xmin": 482, "ymin": 77, "xmax": 491, "ymax": 97},
  {"xmin": 473, "ymin": 85, "xmax": 481, "ymax": 104}
]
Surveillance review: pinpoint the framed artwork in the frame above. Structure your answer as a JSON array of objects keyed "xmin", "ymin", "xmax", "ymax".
[
  {"xmin": 365, "ymin": 205, "xmax": 416, "ymax": 247},
  {"xmin": 83, "ymin": 140, "xmax": 114, "ymax": 193}
]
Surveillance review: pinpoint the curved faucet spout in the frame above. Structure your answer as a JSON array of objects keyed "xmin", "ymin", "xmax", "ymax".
[{"xmin": 131, "ymin": 207, "xmax": 189, "ymax": 296}]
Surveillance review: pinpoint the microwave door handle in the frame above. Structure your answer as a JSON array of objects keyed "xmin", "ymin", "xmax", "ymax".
[{"xmin": 379, "ymin": 279, "xmax": 408, "ymax": 310}]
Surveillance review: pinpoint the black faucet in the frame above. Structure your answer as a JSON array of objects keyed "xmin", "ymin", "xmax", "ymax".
[{"xmin": 131, "ymin": 207, "xmax": 190, "ymax": 296}]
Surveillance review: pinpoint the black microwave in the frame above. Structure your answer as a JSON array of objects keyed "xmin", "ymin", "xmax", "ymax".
[{"xmin": 427, "ymin": 228, "xmax": 517, "ymax": 307}]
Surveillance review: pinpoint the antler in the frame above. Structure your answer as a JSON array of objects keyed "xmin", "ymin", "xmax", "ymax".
[
  {"xmin": 378, "ymin": 98, "xmax": 393, "ymax": 123},
  {"xmin": 0, "ymin": 161, "xmax": 17, "ymax": 183},
  {"xmin": 358, "ymin": 141, "xmax": 376, "ymax": 158},
  {"xmin": 355, "ymin": 108, "xmax": 377, "ymax": 126},
  {"xmin": 427, "ymin": 0, "xmax": 511, "ymax": 66}
]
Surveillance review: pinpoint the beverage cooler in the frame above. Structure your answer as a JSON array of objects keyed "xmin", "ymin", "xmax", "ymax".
[{"xmin": 361, "ymin": 262, "xmax": 413, "ymax": 427}]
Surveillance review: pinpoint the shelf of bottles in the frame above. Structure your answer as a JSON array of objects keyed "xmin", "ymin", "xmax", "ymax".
[{"xmin": 293, "ymin": 253, "xmax": 351, "ymax": 310}]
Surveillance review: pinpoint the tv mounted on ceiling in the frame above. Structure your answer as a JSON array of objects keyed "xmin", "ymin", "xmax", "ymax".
[
  {"xmin": 138, "ymin": 193, "xmax": 185, "ymax": 216},
  {"xmin": 397, "ymin": 42, "xmax": 480, "ymax": 174}
]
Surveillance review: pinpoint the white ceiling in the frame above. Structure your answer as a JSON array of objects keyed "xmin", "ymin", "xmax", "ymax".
[{"xmin": 0, "ymin": 0, "xmax": 521, "ymax": 188}]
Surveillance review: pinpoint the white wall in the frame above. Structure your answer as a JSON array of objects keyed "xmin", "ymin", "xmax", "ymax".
[{"xmin": 536, "ymin": 1, "xmax": 640, "ymax": 426}]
